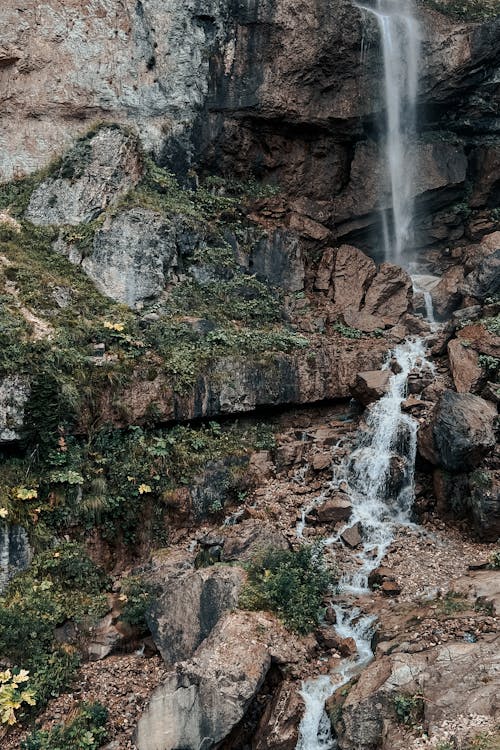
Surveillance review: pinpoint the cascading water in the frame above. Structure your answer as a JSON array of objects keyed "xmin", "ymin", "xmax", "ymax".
[
  {"xmin": 295, "ymin": 340, "xmax": 433, "ymax": 749},
  {"xmin": 358, "ymin": 0, "xmax": 420, "ymax": 262}
]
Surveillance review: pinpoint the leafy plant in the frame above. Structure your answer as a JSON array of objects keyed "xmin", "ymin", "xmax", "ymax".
[
  {"xmin": 21, "ymin": 702, "xmax": 108, "ymax": 750},
  {"xmin": 437, "ymin": 591, "xmax": 469, "ymax": 615},
  {"xmin": 239, "ymin": 546, "xmax": 334, "ymax": 634},
  {"xmin": 393, "ymin": 693, "xmax": 424, "ymax": 726},
  {"xmin": 118, "ymin": 576, "xmax": 157, "ymax": 629},
  {"xmin": 0, "ymin": 669, "xmax": 36, "ymax": 727}
]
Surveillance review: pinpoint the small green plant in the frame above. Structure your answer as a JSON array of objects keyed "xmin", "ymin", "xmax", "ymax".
[
  {"xmin": 478, "ymin": 354, "xmax": 500, "ymax": 379},
  {"xmin": 393, "ymin": 693, "xmax": 424, "ymax": 726},
  {"xmin": 21, "ymin": 701, "xmax": 108, "ymax": 750},
  {"xmin": 487, "ymin": 550, "xmax": 500, "ymax": 570},
  {"xmin": 333, "ymin": 322, "xmax": 365, "ymax": 340},
  {"xmin": 437, "ymin": 591, "xmax": 469, "ymax": 615},
  {"xmin": 239, "ymin": 546, "xmax": 334, "ymax": 634}
]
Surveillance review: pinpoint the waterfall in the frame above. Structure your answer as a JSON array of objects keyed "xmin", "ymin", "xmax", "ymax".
[
  {"xmin": 359, "ymin": 0, "xmax": 420, "ymax": 262},
  {"xmin": 295, "ymin": 339, "xmax": 434, "ymax": 749}
]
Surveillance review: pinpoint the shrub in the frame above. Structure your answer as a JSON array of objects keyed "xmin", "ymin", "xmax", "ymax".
[
  {"xmin": 118, "ymin": 576, "xmax": 157, "ymax": 629},
  {"xmin": 21, "ymin": 702, "xmax": 108, "ymax": 750},
  {"xmin": 0, "ymin": 669, "xmax": 36, "ymax": 727},
  {"xmin": 239, "ymin": 546, "xmax": 334, "ymax": 634}
]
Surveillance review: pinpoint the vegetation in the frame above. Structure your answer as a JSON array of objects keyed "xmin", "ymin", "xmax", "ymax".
[
  {"xmin": 21, "ymin": 702, "xmax": 108, "ymax": 750},
  {"xmin": 117, "ymin": 576, "xmax": 157, "ymax": 629},
  {"xmin": 419, "ymin": 0, "xmax": 500, "ymax": 21},
  {"xmin": 487, "ymin": 550, "xmax": 500, "ymax": 570},
  {"xmin": 239, "ymin": 546, "xmax": 334, "ymax": 634},
  {"xmin": 333, "ymin": 322, "xmax": 384, "ymax": 340},
  {"xmin": 393, "ymin": 693, "xmax": 424, "ymax": 726},
  {"xmin": 0, "ymin": 544, "xmax": 108, "ymax": 715},
  {"xmin": 0, "ymin": 670, "xmax": 36, "ymax": 728},
  {"xmin": 437, "ymin": 591, "xmax": 469, "ymax": 615}
]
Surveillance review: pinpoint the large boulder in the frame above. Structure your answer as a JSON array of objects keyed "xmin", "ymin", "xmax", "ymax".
[
  {"xmin": 135, "ymin": 611, "xmax": 272, "ymax": 750},
  {"xmin": 362, "ymin": 263, "xmax": 412, "ymax": 325},
  {"xmin": 419, "ymin": 390, "xmax": 497, "ymax": 472},
  {"xmin": 148, "ymin": 563, "xmax": 245, "ymax": 666},
  {"xmin": 447, "ymin": 338, "xmax": 482, "ymax": 394},
  {"xmin": 335, "ymin": 636, "xmax": 500, "ymax": 750},
  {"xmin": 25, "ymin": 128, "xmax": 143, "ymax": 225},
  {"xmin": 350, "ymin": 370, "xmax": 391, "ymax": 406},
  {"xmin": 331, "ymin": 244, "xmax": 376, "ymax": 311}
]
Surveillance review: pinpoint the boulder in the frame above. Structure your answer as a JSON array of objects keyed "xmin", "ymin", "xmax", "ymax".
[
  {"xmin": 331, "ymin": 245, "xmax": 376, "ymax": 313},
  {"xmin": 148, "ymin": 564, "xmax": 245, "ymax": 666},
  {"xmin": 26, "ymin": 128, "xmax": 142, "ymax": 225},
  {"xmin": 350, "ymin": 370, "xmax": 391, "ymax": 406},
  {"xmin": 314, "ymin": 247, "xmax": 336, "ymax": 291},
  {"xmin": 362, "ymin": 263, "xmax": 412, "ymax": 325},
  {"xmin": 247, "ymin": 229, "xmax": 305, "ymax": 292},
  {"xmin": 253, "ymin": 680, "xmax": 303, "ymax": 750},
  {"xmin": 314, "ymin": 494, "xmax": 353, "ymax": 525},
  {"xmin": 462, "ymin": 248, "xmax": 500, "ymax": 302},
  {"xmin": 341, "ymin": 523, "xmax": 362, "ymax": 549},
  {"xmin": 222, "ymin": 520, "xmax": 289, "ymax": 562},
  {"xmin": 431, "ymin": 265, "xmax": 464, "ymax": 318},
  {"xmin": 425, "ymin": 391, "xmax": 497, "ymax": 472},
  {"xmin": 337, "ymin": 636, "xmax": 500, "ymax": 750},
  {"xmin": 134, "ymin": 611, "xmax": 272, "ymax": 750},
  {"xmin": 312, "ymin": 452, "xmax": 332, "ymax": 471},
  {"xmin": 0, "ymin": 375, "xmax": 30, "ymax": 443},
  {"xmin": 468, "ymin": 469, "xmax": 500, "ymax": 543},
  {"xmin": 80, "ymin": 209, "xmax": 177, "ymax": 307},
  {"xmin": 447, "ymin": 338, "xmax": 482, "ymax": 393}
]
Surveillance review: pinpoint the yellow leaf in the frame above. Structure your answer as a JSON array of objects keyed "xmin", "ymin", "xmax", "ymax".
[
  {"xmin": 138, "ymin": 483, "xmax": 152, "ymax": 495},
  {"xmin": 0, "ymin": 508, "xmax": 8, "ymax": 518}
]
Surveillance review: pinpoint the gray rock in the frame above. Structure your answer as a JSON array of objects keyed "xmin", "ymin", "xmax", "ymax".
[
  {"xmin": 0, "ymin": 525, "xmax": 31, "ymax": 593},
  {"xmin": 246, "ymin": 229, "xmax": 305, "ymax": 292},
  {"xmin": 135, "ymin": 611, "xmax": 272, "ymax": 750},
  {"xmin": 82, "ymin": 209, "xmax": 177, "ymax": 307},
  {"xmin": 148, "ymin": 564, "xmax": 245, "ymax": 666},
  {"xmin": 463, "ymin": 248, "xmax": 500, "ymax": 301},
  {"xmin": 0, "ymin": 375, "xmax": 30, "ymax": 443},
  {"xmin": 431, "ymin": 391, "xmax": 497, "ymax": 472},
  {"xmin": 26, "ymin": 128, "xmax": 143, "ymax": 225}
]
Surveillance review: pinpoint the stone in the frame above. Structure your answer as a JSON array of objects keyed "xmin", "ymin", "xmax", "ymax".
[
  {"xmin": 431, "ymin": 265, "xmax": 464, "ymax": 318},
  {"xmin": 315, "ymin": 494, "xmax": 353, "ymax": 525},
  {"xmin": 362, "ymin": 263, "xmax": 412, "ymax": 325},
  {"xmin": 253, "ymin": 680, "xmax": 303, "ymax": 750},
  {"xmin": 312, "ymin": 452, "xmax": 332, "ymax": 471},
  {"xmin": 350, "ymin": 370, "xmax": 391, "ymax": 406},
  {"xmin": 447, "ymin": 338, "xmax": 482, "ymax": 393},
  {"xmin": 248, "ymin": 229, "xmax": 305, "ymax": 292},
  {"xmin": 320, "ymin": 630, "xmax": 357, "ymax": 657},
  {"xmin": 380, "ymin": 581, "xmax": 401, "ymax": 597},
  {"xmin": 368, "ymin": 567, "xmax": 396, "ymax": 589},
  {"xmin": 426, "ymin": 391, "xmax": 497, "ymax": 472},
  {"xmin": 134, "ymin": 611, "xmax": 272, "ymax": 750},
  {"xmin": 148, "ymin": 564, "xmax": 245, "ymax": 666},
  {"xmin": 468, "ymin": 469, "xmax": 500, "ymax": 543},
  {"xmin": 332, "ymin": 245, "xmax": 377, "ymax": 313},
  {"xmin": 463, "ymin": 248, "xmax": 500, "ymax": 302},
  {"xmin": 26, "ymin": 128, "xmax": 143, "ymax": 225},
  {"xmin": 0, "ymin": 525, "xmax": 31, "ymax": 593},
  {"xmin": 0, "ymin": 375, "xmax": 30, "ymax": 443},
  {"xmin": 314, "ymin": 247, "xmax": 336, "ymax": 291},
  {"xmin": 248, "ymin": 450, "xmax": 275, "ymax": 480},
  {"xmin": 222, "ymin": 520, "xmax": 289, "ymax": 562},
  {"xmin": 341, "ymin": 523, "xmax": 362, "ymax": 549}
]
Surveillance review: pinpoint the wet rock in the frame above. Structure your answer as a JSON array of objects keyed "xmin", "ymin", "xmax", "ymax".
[
  {"xmin": 0, "ymin": 375, "xmax": 30, "ymax": 443},
  {"xmin": 341, "ymin": 523, "xmax": 362, "ymax": 549},
  {"xmin": 314, "ymin": 494, "xmax": 353, "ymax": 525},
  {"xmin": 423, "ymin": 390, "xmax": 497, "ymax": 472},
  {"xmin": 26, "ymin": 128, "xmax": 142, "ymax": 225},
  {"xmin": 350, "ymin": 370, "xmax": 391, "ymax": 406},
  {"xmin": 148, "ymin": 564, "xmax": 244, "ymax": 666},
  {"xmin": 380, "ymin": 581, "xmax": 401, "ymax": 597},
  {"xmin": 135, "ymin": 611, "xmax": 272, "ymax": 750},
  {"xmin": 447, "ymin": 338, "xmax": 482, "ymax": 393},
  {"xmin": 468, "ymin": 469, "xmax": 500, "ymax": 542},
  {"xmin": 368, "ymin": 567, "xmax": 396, "ymax": 589},
  {"xmin": 463, "ymin": 248, "xmax": 500, "ymax": 302}
]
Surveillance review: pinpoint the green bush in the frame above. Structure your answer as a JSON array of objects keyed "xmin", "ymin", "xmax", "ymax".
[
  {"xmin": 118, "ymin": 576, "xmax": 157, "ymax": 629},
  {"xmin": 239, "ymin": 546, "xmax": 334, "ymax": 634},
  {"xmin": 21, "ymin": 702, "xmax": 108, "ymax": 750},
  {"xmin": 393, "ymin": 693, "xmax": 424, "ymax": 726}
]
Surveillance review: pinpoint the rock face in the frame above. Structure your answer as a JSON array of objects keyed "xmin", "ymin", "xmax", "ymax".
[
  {"xmin": 0, "ymin": 375, "xmax": 30, "ymax": 443},
  {"xmin": 135, "ymin": 611, "xmax": 272, "ymax": 750},
  {"xmin": 335, "ymin": 636, "xmax": 500, "ymax": 750},
  {"xmin": 26, "ymin": 128, "xmax": 143, "ymax": 225},
  {"xmin": 419, "ymin": 391, "xmax": 497, "ymax": 472},
  {"xmin": 148, "ymin": 564, "xmax": 244, "ymax": 666},
  {"xmin": 0, "ymin": 525, "xmax": 31, "ymax": 593}
]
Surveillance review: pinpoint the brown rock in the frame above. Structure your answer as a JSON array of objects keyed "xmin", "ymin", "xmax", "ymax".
[
  {"xmin": 431, "ymin": 265, "xmax": 464, "ymax": 318},
  {"xmin": 314, "ymin": 247, "xmax": 335, "ymax": 291},
  {"xmin": 332, "ymin": 245, "xmax": 377, "ymax": 313},
  {"xmin": 315, "ymin": 494, "xmax": 353, "ymax": 524},
  {"xmin": 380, "ymin": 580, "xmax": 402, "ymax": 597},
  {"xmin": 222, "ymin": 520, "xmax": 289, "ymax": 562},
  {"xmin": 248, "ymin": 450, "xmax": 274, "ymax": 480},
  {"xmin": 312, "ymin": 452, "xmax": 332, "ymax": 471},
  {"xmin": 341, "ymin": 523, "xmax": 362, "ymax": 549},
  {"xmin": 362, "ymin": 263, "xmax": 412, "ymax": 325},
  {"xmin": 447, "ymin": 338, "xmax": 482, "ymax": 393},
  {"xmin": 289, "ymin": 212, "xmax": 330, "ymax": 241},
  {"xmin": 350, "ymin": 370, "xmax": 391, "ymax": 406},
  {"xmin": 253, "ymin": 680, "xmax": 303, "ymax": 750},
  {"xmin": 368, "ymin": 567, "xmax": 396, "ymax": 589}
]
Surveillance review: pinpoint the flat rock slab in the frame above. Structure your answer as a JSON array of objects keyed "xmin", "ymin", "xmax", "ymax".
[{"xmin": 350, "ymin": 370, "xmax": 391, "ymax": 406}]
